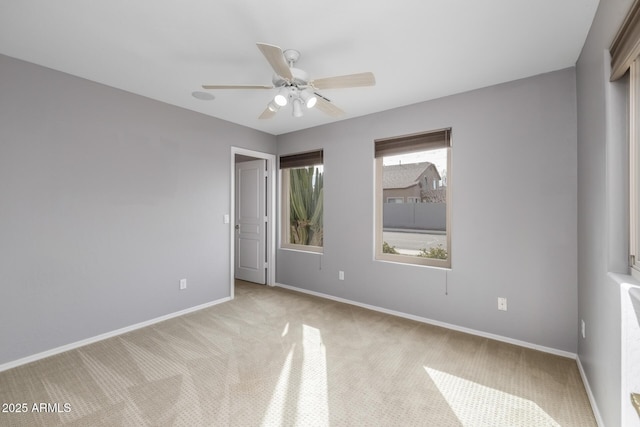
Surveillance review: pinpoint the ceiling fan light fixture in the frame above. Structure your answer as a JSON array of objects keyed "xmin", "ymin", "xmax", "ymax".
[
  {"xmin": 300, "ymin": 90, "xmax": 317, "ymax": 108},
  {"xmin": 274, "ymin": 88, "xmax": 289, "ymax": 106},
  {"xmin": 292, "ymin": 98, "xmax": 303, "ymax": 117},
  {"xmin": 267, "ymin": 100, "xmax": 280, "ymax": 112}
]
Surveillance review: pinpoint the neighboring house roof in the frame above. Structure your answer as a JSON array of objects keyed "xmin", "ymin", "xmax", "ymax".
[{"xmin": 383, "ymin": 162, "xmax": 436, "ymax": 189}]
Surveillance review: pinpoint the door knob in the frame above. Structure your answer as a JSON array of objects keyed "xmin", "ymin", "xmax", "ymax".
[{"xmin": 235, "ymin": 224, "xmax": 240, "ymax": 230}]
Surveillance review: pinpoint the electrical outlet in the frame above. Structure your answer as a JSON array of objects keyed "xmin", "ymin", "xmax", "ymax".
[
  {"xmin": 498, "ymin": 297, "xmax": 507, "ymax": 311},
  {"xmin": 179, "ymin": 278, "xmax": 187, "ymax": 290},
  {"xmin": 581, "ymin": 319, "xmax": 586, "ymax": 338},
  {"xmin": 339, "ymin": 271, "xmax": 345, "ymax": 281}
]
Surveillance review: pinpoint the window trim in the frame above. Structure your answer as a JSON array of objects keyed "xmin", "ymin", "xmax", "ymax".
[
  {"xmin": 374, "ymin": 129, "xmax": 452, "ymax": 268},
  {"xmin": 279, "ymin": 150, "xmax": 324, "ymax": 253},
  {"xmin": 611, "ymin": 0, "xmax": 640, "ymax": 81},
  {"xmin": 612, "ymin": 0, "xmax": 640, "ymax": 277},
  {"xmin": 631, "ymin": 59, "xmax": 640, "ymax": 278}
]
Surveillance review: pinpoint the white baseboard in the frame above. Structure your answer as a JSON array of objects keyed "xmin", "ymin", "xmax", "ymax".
[
  {"xmin": 276, "ymin": 282, "xmax": 577, "ymax": 359},
  {"xmin": 576, "ymin": 356, "xmax": 605, "ymax": 427},
  {"xmin": 0, "ymin": 296, "xmax": 231, "ymax": 373}
]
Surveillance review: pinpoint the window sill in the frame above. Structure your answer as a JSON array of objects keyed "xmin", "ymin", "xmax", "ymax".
[
  {"xmin": 610, "ymin": 272, "xmax": 640, "ymax": 321},
  {"xmin": 374, "ymin": 256, "xmax": 451, "ymax": 271},
  {"xmin": 279, "ymin": 246, "xmax": 323, "ymax": 255},
  {"xmin": 612, "ymin": 272, "xmax": 640, "ymax": 425}
]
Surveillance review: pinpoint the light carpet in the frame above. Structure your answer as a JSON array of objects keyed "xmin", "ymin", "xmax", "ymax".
[{"xmin": 0, "ymin": 280, "xmax": 597, "ymax": 426}]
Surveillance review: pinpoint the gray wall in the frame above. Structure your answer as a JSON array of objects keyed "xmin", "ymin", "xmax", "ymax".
[
  {"xmin": 0, "ymin": 54, "xmax": 276, "ymax": 365},
  {"xmin": 576, "ymin": 0, "xmax": 634, "ymax": 426},
  {"xmin": 277, "ymin": 68, "xmax": 578, "ymax": 353}
]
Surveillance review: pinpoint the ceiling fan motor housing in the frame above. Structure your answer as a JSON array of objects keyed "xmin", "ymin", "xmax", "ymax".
[{"xmin": 272, "ymin": 67, "xmax": 310, "ymax": 88}]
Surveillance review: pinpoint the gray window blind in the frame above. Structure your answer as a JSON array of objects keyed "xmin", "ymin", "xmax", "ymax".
[
  {"xmin": 374, "ymin": 128, "xmax": 451, "ymax": 158},
  {"xmin": 611, "ymin": 0, "xmax": 640, "ymax": 81},
  {"xmin": 279, "ymin": 150, "xmax": 323, "ymax": 169}
]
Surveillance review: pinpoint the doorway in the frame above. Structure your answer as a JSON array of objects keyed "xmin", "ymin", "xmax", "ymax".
[{"xmin": 230, "ymin": 147, "xmax": 276, "ymax": 299}]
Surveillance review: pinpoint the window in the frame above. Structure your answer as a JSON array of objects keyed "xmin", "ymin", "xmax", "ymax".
[
  {"xmin": 280, "ymin": 150, "xmax": 323, "ymax": 253},
  {"xmin": 611, "ymin": 0, "xmax": 640, "ymax": 277},
  {"xmin": 375, "ymin": 129, "xmax": 451, "ymax": 268},
  {"xmin": 387, "ymin": 197, "xmax": 404, "ymax": 203},
  {"xmin": 630, "ymin": 57, "xmax": 640, "ymax": 278},
  {"xmin": 407, "ymin": 197, "xmax": 420, "ymax": 203}
]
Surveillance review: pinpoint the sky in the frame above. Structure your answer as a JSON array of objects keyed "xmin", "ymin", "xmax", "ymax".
[{"xmin": 382, "ymin": 148, "xmax": 448, "ymax": 174}]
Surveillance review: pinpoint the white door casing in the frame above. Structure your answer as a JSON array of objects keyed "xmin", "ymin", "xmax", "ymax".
[{"xmin": 235, "ymin": 159, "xmax": 266, "ymax": 284}]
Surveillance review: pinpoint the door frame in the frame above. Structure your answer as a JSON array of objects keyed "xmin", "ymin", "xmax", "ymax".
[{"xmin": 230, "ymin": 147, "xmax": 276, "ymax": 299}]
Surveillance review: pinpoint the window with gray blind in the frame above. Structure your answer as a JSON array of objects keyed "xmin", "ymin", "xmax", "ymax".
[
  {"xmin": 374, "ymin": 129, "xmax": 452, "ymax": 268},
  {"xmin": 280, "ymin": 150, "xmax": 324, "ymax": 252},
  {"xmin": 611, "ymin": 0, "xmax": 640, "ymax": 278}
]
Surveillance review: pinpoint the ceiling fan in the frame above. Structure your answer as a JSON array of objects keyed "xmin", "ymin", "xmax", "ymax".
[{"xmin": 202, "ymin": 43, "xmax": 376, "ymax": 119}]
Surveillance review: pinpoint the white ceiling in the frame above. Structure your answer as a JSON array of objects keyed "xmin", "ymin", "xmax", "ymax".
[{"xmin": 0, "ymin": 0, "xmax": 599, "ymax": 136}]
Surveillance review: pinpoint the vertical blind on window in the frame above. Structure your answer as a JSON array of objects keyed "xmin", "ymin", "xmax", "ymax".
[
  {"xmin": 611, "ymin": 0, "xmax": 640, "ymax": 81},
  {"xmin": 279, "ymin": 150, "xmax": 323, "ymax": 169},
  {"xmin": 374, "ymin": 128, "xmax": 451, "ymax": 158}
]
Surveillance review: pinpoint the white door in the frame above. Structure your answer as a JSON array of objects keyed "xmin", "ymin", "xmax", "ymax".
[{"xmin": 235, "ymin": 159, "xmax": 266, "ymax": 284}]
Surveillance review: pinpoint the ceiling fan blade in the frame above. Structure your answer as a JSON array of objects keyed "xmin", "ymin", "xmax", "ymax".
[
  {"xmin": 315, "ymin": 96, "xmax": 345, "ymax": 117},
  {"xmin": 312, "ymin": 72, "xmax": 376, "ymax": 90},
  {"xmin": 202, "ymin": 84, "xmax": 273, "ymax": 90},
  {"xmin": 258, "ymin": 107, "xmax": 277, "ymax": 120},
  {"xmin": 256, "ymin": 43, "xmax": 293, "ymax": 81}
]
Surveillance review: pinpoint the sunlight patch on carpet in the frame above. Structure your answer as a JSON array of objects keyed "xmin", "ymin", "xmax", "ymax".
[
  {"xmin": 262, "ymin": 347, "xmax": 295, "ymax": 426},
  {"xmin": 424, "ymin": 366, "xmax": 560, "ymax": 427},
  {"xmin": 262, "ymin": 324, "xmax": 329, "ymax": 426},
  {"xmin": 298, "ymin": 324, "xmax": 329, "ymax": 425}
]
